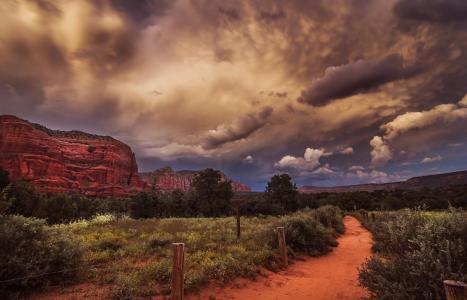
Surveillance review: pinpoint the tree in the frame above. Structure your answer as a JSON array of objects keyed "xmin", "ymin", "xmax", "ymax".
[
  {"xmin": 169, "ymin": 189, "xmax": 186, "ymax": 217},
  {"xmin": 35, "ymin": 193, "xmax": 78, "ymax": 224},
  {"xmin": 130, "ymin": 192, "xmax": 156, "ymax": 219},
  {"xmin": 0, "ymin": 168, "xmax": 9, "ymax": 191},
  {"xmin": 266, "ymin": 174, "xmax": 298, "ymax": 212},
  {"xmin": 192, "ymin": 168, "xmax": 233, "ymax": 217},
  {"xmin": 1, "ymin": 181, "xmax": 39, "ymax": 217}
]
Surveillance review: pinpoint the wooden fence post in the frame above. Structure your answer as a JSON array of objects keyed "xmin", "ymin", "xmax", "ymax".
[
  {"xmin": 171, "ymin": 243, "xmax": 185, "ymax": 300},
  {"xmin": 277, "ymin": 226, "xmax": 288, "ymax": 267},
  {"xmin": 444, "ymin": 280, "xmax": 467, "ymax": 300},
  {"xmin": 236, "ymin": 206, "xmax": 241, "ymax": 239}
]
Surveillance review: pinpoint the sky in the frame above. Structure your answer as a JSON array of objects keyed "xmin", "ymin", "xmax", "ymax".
[{"xmin": 1, "ymin": 0, "xmax": 467, "ymax": 191}]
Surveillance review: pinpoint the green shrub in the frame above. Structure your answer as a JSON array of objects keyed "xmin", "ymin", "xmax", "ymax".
[
  {"xmin": 146, "ymin": 234, "xmax": 172, "ymax": 249},
  {"xmin": 269, "ymin": 209, "xmax": 339, "ymax": 257},
  {"xmin": 367, "ymin": 210, "xmax": 425, "ymax": 254},
  {"xmin": 313, "ymin": 205, "xmax": 344, "ymax": 234},
  {"xmin": 0, "ymin": 167, "xmax": 9, "ymax": 192},
  {"xmin": 35, "ymin": 193, "xmax": 78, "ymax": 224},
  {"xmin": 359, "ymin": 210, "xmax": 467, "ymax": 299},
  {"xmin": 184, "ymin": 269, "xmax": 208, "ymax": 292},
  {"xmin": 1, "ymin": 181, "xmax": 39, "ymax": 217},
  {"xmin": 0, "ymin": 215, "xmax": 83, "ymax": 298},
  {"xmin": 109, "ymin": 273, "xmax": 139, "ymax": 300},
  {"xmin": 139, "ymin": 259, "xmax": 172, "ymax": 284}
]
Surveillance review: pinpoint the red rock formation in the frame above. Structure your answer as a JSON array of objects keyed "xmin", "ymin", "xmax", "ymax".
[
  {"xmin": 0, "ymin": 115, "xmax": 145, "ymax": 197},
  {"xmin": 139, "ymin": 167, "xmax": 251, "ymax": 192}
]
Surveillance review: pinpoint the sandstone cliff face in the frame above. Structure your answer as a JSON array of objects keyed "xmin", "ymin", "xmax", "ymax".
[
  {"xmin": 0, "ymin": 115, "xmax": 144, "ymax": 197},
  {"xmin": 139, "ymin": 167, "xmax": 251, "ymax": 192}
]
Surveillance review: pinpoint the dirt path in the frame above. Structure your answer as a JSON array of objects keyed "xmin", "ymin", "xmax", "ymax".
[{"xmin": 187, "ymin": 216, "xmax": 372, "ymax": 300}]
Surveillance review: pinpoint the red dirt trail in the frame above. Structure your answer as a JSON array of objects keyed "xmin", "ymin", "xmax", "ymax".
[{"xmin": 187, "ymin": 216, "xmax": 372, "ymax": 300}]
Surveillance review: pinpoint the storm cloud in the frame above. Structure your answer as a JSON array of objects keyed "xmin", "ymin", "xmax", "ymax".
[
  {"xmin": 1, "ymin": 0, "xmax": 467, "ymax": 189},
  {"xmin": 298, "ymin": 54, "xmax": 412, "ymax": 106},
  {"xmin": 394, "ymin": 0, "xmax": 467, "ymax": 23},
  {"xmin": 202, "ymin": 107, "xmax": 273, "ymax": 150}
]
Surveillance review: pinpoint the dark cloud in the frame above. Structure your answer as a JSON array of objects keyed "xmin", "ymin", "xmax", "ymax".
[
  {"xmin": 108, "ymin": 0, "xmax": 173, "ymax": 26},
  {"xmin": 202, "ymin": 107, "xmax": 273, "ymax": 149},
  {"xmin": 258, "ymin": 9, "xmax": 286, "ymax": 22},
  {"xmin": 73, "ymin": 25, "xmax": 138, "ymax": 76},
  {"xmin": 2, "ymin": 0, "xmax": 467, "ymax": 189},
  {"xmin": 218, "ymin": 7, "xmax": 241, "ymax": 21},
  {"xmin": 394, "ymin": 0, "xmax": 467, "ymax": 23},
  {"xmin": 298, "ymin": 54, "xmax": 414, "ymax": 106}
]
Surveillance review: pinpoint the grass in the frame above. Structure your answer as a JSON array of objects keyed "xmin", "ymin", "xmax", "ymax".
[{"xmin": 48, "ymin": 206, "xmax": 343, "ymax": 298}]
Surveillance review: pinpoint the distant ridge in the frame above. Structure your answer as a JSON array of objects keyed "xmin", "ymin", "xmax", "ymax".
[{"xmin": 299, "ymin": 170, "xmax": 467, "ymax": 194}]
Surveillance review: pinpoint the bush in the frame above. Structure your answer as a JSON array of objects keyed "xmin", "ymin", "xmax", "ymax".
[
  {"xmin": 1, "ymin": 181, "xmax": 39, "ymax": 217},
  {"xmin": 0, "ymin": 167, "xmax": 9, "ymax": 192},
  {"xmin": 313, "ymin": 205, "xmax": 344, "ymax": 234},
  {"xmin": 0, "ymin": 215, "xmax": 83, "ymax": 298},
  {"xmin": 268, "ymin": 209, "xmax": 340, "ymax": 257},
  {"xmin": 359, "ymin": 210, "xmax": 467, "ymax": 299},
  {"xmin": 35, "ymin": 193, "xmax": 78, "ymax": 224}
]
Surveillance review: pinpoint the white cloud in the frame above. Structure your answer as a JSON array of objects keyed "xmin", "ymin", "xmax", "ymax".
[
  {"xmin": 312, "ymin": 164, "xmax": 335, "ymax": 175},
  {"xmin": 459, "ymin": 94, "xmax": 467, "ymax": 107},
  {"xmin": 382, "ymin": 103, "xmax": 467, "ymax": 141},
  {"xmin": 274, "ymin": 147, "xmax": 327, "ymax": 172},
  {"xmin": 339, "ymin": 147, "xmax": 354, "ymax": 155},
  {"xmin": 370, "ymin": 136, "xmax": 392, "ymax": 166},
  {"xmin": 381, "ymin": 94, "xmax": 467, "ymax": 142},
  {"xmin": 369, "ymin": 94, "xmax": 467, "ymax": 166},
  {"xmin": 349, "ymin": 165, "xmax": 365, "ymax": 171},
  {"xmin": 421, "ymin": 155, "xmax": 442, "ymax": 163},
  {"xmin": 243, "ymin": 155, "xmax": 254, "ymax": 163}
]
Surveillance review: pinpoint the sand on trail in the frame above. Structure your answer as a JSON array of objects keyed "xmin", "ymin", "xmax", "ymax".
[{"xmin": 186, "ymin": 215, "xmax": 372, "ymax": 300}]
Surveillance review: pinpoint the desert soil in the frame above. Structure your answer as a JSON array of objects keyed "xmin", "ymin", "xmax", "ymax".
[{"xmin": 186, "ymin": 215, "xmax": 372, "ymax": 300}]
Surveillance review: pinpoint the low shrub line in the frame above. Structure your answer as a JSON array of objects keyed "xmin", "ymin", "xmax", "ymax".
[{"xmin": 0, "ymin": 205, "xmax": 344, "ymax": 299}]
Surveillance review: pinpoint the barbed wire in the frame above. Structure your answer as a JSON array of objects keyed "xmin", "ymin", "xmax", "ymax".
[{"xmin": 0, "ymin": 261, "xmax": 110, "ymax": 284}]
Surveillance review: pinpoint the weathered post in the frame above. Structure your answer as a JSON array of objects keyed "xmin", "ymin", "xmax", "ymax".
[
  {"xmin": 171, "ymin": 243, "xmax": 185, "ymax": 300},
  {"xmin": 277, "ymin": 226, "xmax": 288, "ymax": 267},
  {"xmin": 371, "ymin": 212, "xmax": 376, "ymax": 222},
  {"xmin": 444, "ymin": 280, "xmax": 467, "ymax": 300},
  {"xmin": 236, "ymin": 205, "xmax": 241, "ymax": 239}
]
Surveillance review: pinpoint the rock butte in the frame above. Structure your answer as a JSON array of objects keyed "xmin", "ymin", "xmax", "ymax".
[
  {"xmin": 0, "ymin": 115, "xmax": 251, "ymax": 197},
  {"xmin": 139, "ymin": 166, "xmax": 251, "ymax": 193}
]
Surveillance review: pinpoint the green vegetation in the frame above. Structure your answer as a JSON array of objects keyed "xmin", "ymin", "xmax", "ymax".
[
  {"xmin": 0, "ymin": 206, "xmax": 343, "ymax": 298},
  {"xmin": 266, "ymin": 174, "xmax": 298, "ymax": 212},
  {"xmin": 356, "ymin": 209, "xmax": 467, "ymax": 299},
  {"xmin": 297, "ymin": 186, "xmax": 467, "ymax": 210},
  {"xmin": 2, "ymin": 165, "xmax": 467, "ymax": 299},
  {"xmin": 191, "ymin": 168, "xmax": 234, "ymax": 217},
  {"xmin": 0, "ymin": 168, "xmax": 9, "ymax": 191},
  {"xmin": 0, "ymin": 215, "xmax": 83, "ymax": 299}
]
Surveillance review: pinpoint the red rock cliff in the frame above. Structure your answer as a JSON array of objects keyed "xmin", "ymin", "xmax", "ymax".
[
  {"xmin": 0, "ymin": 115, "xmax": 144, "ymax": 197},
  {"xmin": 139, "ymin": 167, "xmax": 251, "ymax": 192}
]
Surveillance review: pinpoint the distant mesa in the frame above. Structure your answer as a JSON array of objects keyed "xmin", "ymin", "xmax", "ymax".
[
  {"xmin": 299, "ymin": 170, "xmax": 467, "ymax": 194},
  {"xmin": 0, "ymin": 115, "xmax": 251, "ymax": 197},
  {"xmin": 139, "ymin": 167, "xmax": 251, "ymax": 193}
]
